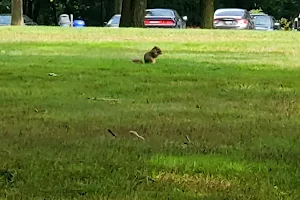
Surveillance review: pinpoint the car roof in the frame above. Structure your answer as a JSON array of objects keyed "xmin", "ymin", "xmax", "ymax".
[
  {"xmin": 251, "ymin": 14, "xmax": 273, "ymax": 19},
  {"xmin": 112, "ymin": 8, "xmax": 176, "ymax": 18},
  {"xmin": 0, "ymin": 13, "xmax": 31, "ymax": 18},
  {"xmin": 215, "ymin": 8, "xmax": 246, "ymax": 12},
  {"xmin": 250, "ymin": 13, "xmax": 268, "ymax": 16},
  {"xmin": 146, "ymin": 8, "xmax": 175, "ymax": 13},
  {"xmin": 113, "ymin": 8, "xmax": 176, "ymax": 15}
]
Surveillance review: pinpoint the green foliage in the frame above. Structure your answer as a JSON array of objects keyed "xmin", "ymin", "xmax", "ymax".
[
  {"xmin": 0, "ymin": 0, "xmax": 10, "ymax": 13},
  {"xmin": 280, "ymin": 17, "xmax": 292, "ymax": 31},
  {"xmin": 0, "ymin": 27, "xmax": 300, "ymax": 199},
  {"xmin": 249, "ymin": 8, "xmax": 264, "ymax": 14}
]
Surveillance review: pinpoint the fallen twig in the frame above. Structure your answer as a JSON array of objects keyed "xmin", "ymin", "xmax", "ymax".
[
  {"xmin": 129, "ymin": 131, "xmax": 145, "ymax": 140},
  {"xmin": 185, "ymin": 135, "xmax": 191, "ymax": 143},
  {"xmin": 48, "ymin": 73, "xmax": 58, "ymax": 76},
  {"xmin": 87, "ymin": 97, "xmax": 121, "ymax": 103},
  {"xmin": 108, "ymin": 129, "xmax": 116, "ymax": 137}
]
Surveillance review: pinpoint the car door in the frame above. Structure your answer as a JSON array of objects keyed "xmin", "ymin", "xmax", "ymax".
[
  {"xmin": 173, "ymin": 10, "xmax": 182, "ymax": 28},
  {"xmin": 269, "ymin": 16, "xmax": 274, "ymax": 30},
  {"xmin": 270, "ymin": 16, "xmax": 279, "ymax": 30},
  {"xmin": 246, "ymin": 12, "xmax": 254, "ymax": 29}
]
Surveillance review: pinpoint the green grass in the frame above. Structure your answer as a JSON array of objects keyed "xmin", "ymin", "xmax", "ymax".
[{"xmin": 0, "ymin": 26, "xmax": 300, "ymax": 199}]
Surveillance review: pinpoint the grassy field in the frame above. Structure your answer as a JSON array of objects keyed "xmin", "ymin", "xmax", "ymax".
[{"xmin": 0, "ymin": 26, "xmax": 300, "ymax": 200}]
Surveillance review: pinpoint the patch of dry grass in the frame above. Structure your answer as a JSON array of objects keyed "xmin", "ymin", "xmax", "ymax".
[{"xmin": 155, "ymin": 172, "xmax": 232, "ymax": 195}]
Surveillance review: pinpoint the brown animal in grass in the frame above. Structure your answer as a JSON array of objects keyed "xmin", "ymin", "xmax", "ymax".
[{"xmin": 132, "ymin": 46, "xmax": 162, "ymax": 64}]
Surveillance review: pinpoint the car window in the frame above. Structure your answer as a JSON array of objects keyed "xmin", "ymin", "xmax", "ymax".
[
  {"xmin": 173, "ymin": 10, "xmax": 180, "ymax": 19},
  {"xmin": 108, "ymin": 15, "xmax": 120, "ymax": 24},
  {"xmin": 252, "ymin": 15, "xmax": 271, "ymax": 26},
  {"xmin": 146, "ymin": 10, "xmax": 174, "ymax": 17},
  {"xmin": 214, "ymin": 10, "xmax": 245, "ymax": 17},
  {"xmin": 0, "ymin": 15, "xmax": 11, "ymax": 24}
]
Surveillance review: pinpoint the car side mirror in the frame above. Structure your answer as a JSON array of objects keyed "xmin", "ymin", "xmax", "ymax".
[{"xmin": 182, "ymin": 16, "xmax": 188, "ymax": 21}]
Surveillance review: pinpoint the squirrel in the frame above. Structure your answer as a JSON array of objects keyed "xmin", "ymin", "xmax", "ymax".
[{"xmin": 132, "ymin": 46, "xmax": 162, "ymax": 64}]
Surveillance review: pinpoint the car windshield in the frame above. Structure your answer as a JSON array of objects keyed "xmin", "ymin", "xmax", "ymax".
[
  {"xmin": 108, "ymin": 15, "xmax": 120, "ymax": 24},
  {"xmin": 253, "ymin": 15, "xmax": 270, "ymax": 26},
  {"xmin": 0, "ymin": 15, "xmax": 11, "ymax": 24},
  {"xmin": 215, "ymin": 10, "xmax": 244, "ymax": 17},
  {"xmin": 146, "ymin": 10, "xmax": 174, "ymax": 16},
  {"xmin": 24, "ymin": 16, "xmax": 33, "ymax": 23}
]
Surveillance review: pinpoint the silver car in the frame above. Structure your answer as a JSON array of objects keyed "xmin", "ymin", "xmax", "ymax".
[
  {"xmin": 0, "ymin": 14, "xmax": 37, "ymax": 26},
  {"xmin": 213, "ymin": 8, "xmax": 255, "ymax": 30},
  {"xmin": 251, "ymin": 13, "xmax": 280, "ymax": 31},
  {"xmin": 104, "ymin": 14, "xmax": 120, "ymax": 28}
]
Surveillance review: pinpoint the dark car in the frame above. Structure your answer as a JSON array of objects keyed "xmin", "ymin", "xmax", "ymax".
[
  {"xmin": 250, "ymin": 13, "xmax": 280, "ymax": 31},
  {"xmin": 104, "ymin": 8, "xmax": 188, "ymax": 29},
  {"xmin": 213, "ymin": 8, "xmax": 255, "ymax": 30},
  {"xmin": 144, "ymin": 8, "xmax": 187, "ymax": 28},
  {"xmin": 0, "ymin": 14, "xmax": 37, "ymax": 26}
]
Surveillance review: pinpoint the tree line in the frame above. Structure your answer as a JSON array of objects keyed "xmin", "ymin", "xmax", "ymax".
[{"xmin": 4, "ymin": 0, "xmax": 299, "ymax": 27}]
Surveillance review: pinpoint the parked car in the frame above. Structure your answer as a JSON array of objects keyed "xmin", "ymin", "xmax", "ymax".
[
  {"xmin": 104, "ymin": 14, "xmax": 120, "ymax": 28},
  {"xmin": 144, "ymin": 8, "xmax": 187, "ymax": 28},
  {"xmin": 213, "ymin": 8, "xmax": 255, "ymax": 30},
  {"xmin": 250, "ymin": 13, "xmax": 280, "ymax": 31},
  {"xmin": 0, "ymin": 14, "xmax": 37, "ymax": 26},
  {"xmin": 292, "ymin": 14, "xmax": 300, "ymax": 31},
  {"xmin": 104, "ymin": 8, "xmax": 188, "ymax": 29}
]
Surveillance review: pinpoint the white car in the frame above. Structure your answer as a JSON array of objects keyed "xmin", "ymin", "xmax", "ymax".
[{"xmin": 293, "ymin": 14, "xmax": 300, "ymax": 31}]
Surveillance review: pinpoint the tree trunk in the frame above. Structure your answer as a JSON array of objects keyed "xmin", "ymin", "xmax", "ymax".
[
  {"xmin": 23, "ymin": 0, "xmax": 27, "ymax": 15},
  {"xmin": 32, "ymin": 0, "xmax": 41, "ymax": 22},
  {"xmin": 119, "ymin": 0, "xmax": 131, "ymax": 27},
  {"xmin": 11, "ymin": 0, "xmax": 24, "ymax": 25},
  {"xmin": 107, "ymin": 0, "xmax": 113, "ymax": 20},
  {"xmin": 115, "ymin": 0, "xmax": 123, "ymax": 14},
  {"xmin": 27, "ymin": 0, "xmax": 33, "ymax": 18},
  {"xmin": 200, "ymin": 0, "xmax": 214, "ymax": 29},
  {"xmin": 50, "ymin": 1, "xmax": 57, "ymax": 25},
  {"xmin": 107, "ymin": 0, "xmax": 122, "ymax": 19},
  {"xmin": 119, "ymin": 0, "xmax": 147, "ymax": 27}
]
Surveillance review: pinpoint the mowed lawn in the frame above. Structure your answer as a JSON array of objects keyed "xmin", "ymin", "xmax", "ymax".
[{"xmin": 0, "ymin": 26, "xmax": 300, "ymax": 200}]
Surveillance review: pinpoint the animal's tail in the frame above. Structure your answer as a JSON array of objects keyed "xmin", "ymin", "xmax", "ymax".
[{"xmin": 132, "ymin": 58, "xmax": 143, "ymax": 64}]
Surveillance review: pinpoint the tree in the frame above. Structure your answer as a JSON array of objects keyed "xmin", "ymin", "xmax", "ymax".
[
  {"xmin": 119, "ymin": 0, "xmax": 147, "ymax": 27},
  {"xmin": 11, "ymin": 0, "xmax": 24, "ymax": 25},
  {"xmin": 107, "ymin": 0, "xmax": 122, "ymax": 21},
  {"xmin": 113, "ymin": 0, "xmax": 122, "ymax": 14},
  {"xmin": 200, "ymin": 0, "xmax": 214, "ymax": 28}
]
